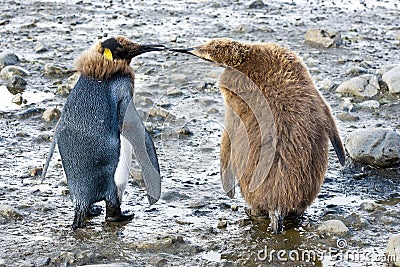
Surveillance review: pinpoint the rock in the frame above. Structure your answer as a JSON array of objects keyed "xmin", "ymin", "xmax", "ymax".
[
  {"xmin": 6, "ymin": 75, "xmax": 27, "ymax": 95},
  {"xmin": 0, "ymin": 52, "xmax": 19, "ymax": 69},
  {"xmin": 249, "ymin": 0, "xmax": 265, "ymax": 9},
  {"xmin": 0, "ymin": 65, "xmax": 30, "ymax": 79},
  {"xmin": 34, "ymin": 43, "xmax": 49, "ymax": 53},
  {"xmin": 136, "ymin": 236, "xmax": 184, "ymax": 251},
  {"xmin": 177, "ymin": 125, "xmax": 193, "ymax": 136},
  {"xmin": 170, "ymin": 73, "xmax": 187, "ymax": 83},
  {"xmin": 317, "ymin": 219, "xmax": 349, "ymax": 235},
  {"xmin": 336, "ymin": 74, "xmax": 380, "ymax": 98},
  {"xmin": 320, "ymin": 78, "xmax": 337, "ymax": 92},
  {"xmin": 43, "ymin": 63, "xmax": 72, "ymax": 78},
  {"xmin": 347, "ymin": 66, "xmax": 368, "ymax": 77},
  {"xmin": 12, "ymin": 94, "xmax": 24, "ymax": 105},
  {"xmin": 359, "ymin": 202, "xmax": 385, "ymax": 212},
  {"xmin": 166, "ymin": 88, "xmax": 183, "ymax": 97},
  {"xmin": 149, "ymin": 107, "xmax": 174, "ymax": 119},
  {"xmin": 0, "ymin": 205, "xmax": 23, "ymax": 221},
  {"xmin": 42, "ymin": 107, "xmax": 61, "ymax": 122},
  {"xmin": 29, "ymin": 167, "xmax": 43, "ymax": 177},
  {"xmin": 336, "ymin": 112, "xmax": 359, "ymax": 122},
  {"xmin": 56, "ymin": 72, "xmax": 79, "ymax": 96},
  {"xmin": 387, "ymin": 234, "xmax": 400, "ymax": 267},
  {"xmin": 234, "ymin": 24, "xmax": 252, "ymax": 33},
  {"xmin": 382, "ymin": 65, "xmax": 400, "ymax": 94},
  {"xmin": 395, "ymin": 31, "xmax": 400, "ymax": 42},
  {"xmin": 217, "ymin": 220, "xmax": 228, "ymax": 228},
  {"xmin": 305, "ymin": 29, "xmax": 342, "ymax": 48},
  {"xmin": 356, "ymin": 100, "xmax": 380, "ymax": 110},
  {"xmin": 16, "ymin": 107, "xmax": 46, "ymax": 119},
  {"xmin": 377, "ymin": 64, "xmax": 398, "ymax": 75},
  {"xmin": 346, "ymin": 128, "xmax": 400, "ymax": 167}
]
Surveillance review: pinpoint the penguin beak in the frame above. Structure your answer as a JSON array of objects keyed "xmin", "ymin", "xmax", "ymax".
[
  {"xmin": 131, "ymin": 44, "xmax": 166, "ymax": 57},
  {"xmin": 169, "ymin": 47, "xmax": 213, "ymax": 63}
]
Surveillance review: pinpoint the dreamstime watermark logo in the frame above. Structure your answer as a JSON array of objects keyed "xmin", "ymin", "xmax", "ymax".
[{"xmin": 257, "ymin": 238, "xmax": 396, "ymax": 264}]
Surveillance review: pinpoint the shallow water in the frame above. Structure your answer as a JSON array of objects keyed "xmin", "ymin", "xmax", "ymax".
[{"xmin": 0, "ymin": 0, "xmax": 399, "ymax": 266}]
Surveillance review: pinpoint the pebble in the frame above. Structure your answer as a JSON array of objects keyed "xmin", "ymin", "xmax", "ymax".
[
  {"xmin": 16, "ymin": 107, "xmax": 45, "ymax": 119},
  {"xmin": 149, "ymin": 107, "xmax": 174, "ymax": 119},
  {"xmin": 6, "ymin": 75, "xmax": 27, "ymax": 95},
  {"xmin": 359, "ymin": 202, "xmax": 385, "ymax": 212},
  {"xmin": 136, "ymin": 236, "xmax": 184, "ymax": 251},
  {"xmin": 29, "ymin": 167, "xmax": 43, "ymax": 177},
  {"xmin": 320, "ymin": 78, "xmax": 337, "ymax": 92},
  {"xmin": 356, "ymin": 100, "xmax": 380, "ymax": 110},
  {"xmin": 0, "ymin": 52, "xmax": 19, "ymax": 69},
  {"xmin": 166, "ymin": 88, "xmax": 183, "ymax": 97},
  {"xmin": 42, "ymin": 107, "xmax": 61, "ymax": 122},
  {"xmin": 0, "ymin": 65, "xmax": 30, "ymax": 79},
  {"xmin": 336, "ymin": 112, "xmax": 360, "ymax": 122},
  {"xmin": 43, "ymin": 63, "xmax": 72, "ymax": 78},
  {"xmin": 336, "ymin": 74, "xmax": 380, "ymax": 98},
  {"xmin": 0, "ymin": 204, "xmax": 23, "ymax": 221},
  {"xmin": 305, "ymin": 28, "xmax": 342, "ymax": 48},
  {"xmin": 382, "ymin": 65, "xmax": 400, "ymax": 94},
  {"xmin": 317, "ymin": 219, "xmax": 349, "ymax": 236},
  {"xmin": 217, "ymin": 220, "xmax": 228, "ymax": 228},
  {"xmin": 249, "ymin": 0, "xmax": 265, "ymax": 9},
  {"xmin": 387, "ymin": 234, "xmax": 400, "ymax": 267},
  {"xmin": 11, "ymin": 94, "xmax": 24, "ymax": 105},
  {"xmin": 395, "ymin": 31, "xmax": 400, "ymax": 42},
  {"xmin": 345, "ymin": 128, "xmax": 400, "ymax": 167},
  {"xmin": 34, "ymin": 43, "xmax": 49, "ymax": 53},
  {"xmin": 347, "ymin": 66, "xmax": 368, "ymax": 76},
  {"xmin": 56, "ymin": 72, "xmax": 80, "ymax": 96}
]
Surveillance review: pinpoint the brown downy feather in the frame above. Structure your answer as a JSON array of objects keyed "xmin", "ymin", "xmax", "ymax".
[{"xmin": 75, "ymin": 42, "xmax": 134, "ymax": 82}]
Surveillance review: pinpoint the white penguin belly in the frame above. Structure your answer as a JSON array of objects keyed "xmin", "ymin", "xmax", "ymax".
[{"xmin": 114, "ymin": 135, "xmax": 132, "ymax": 201}]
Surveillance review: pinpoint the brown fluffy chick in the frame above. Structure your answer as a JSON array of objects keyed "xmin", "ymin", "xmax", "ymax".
[{"xmin": 171, "ymin": 38, "xmax": 346, "ymax": 234}]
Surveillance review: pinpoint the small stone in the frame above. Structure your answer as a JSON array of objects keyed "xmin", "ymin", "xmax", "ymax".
[
  {"xmin": 178, "ymin": 125, "xmax": 193, "ymax": 136},
  {"xmin": 43, "ymin": 63, "xmax": 72, "ymax": 78},
  {"xmin": 189, "ymin": 200, "xmax": 208, "ymax": 208},
  {"xmin": 231, "ymin": 205, "xmax": 238, "ymax": 211},
  {"xmin": 170, "ymin": 73, "xmax": 187, "ymax": 83},
  {"xmin": 356, "ymin": 100, "xmax": 380, "ymax": 110},
  {"xmin": 217, "ymin": 220, "xmax": 228, "ymax": 228},
  {"xmin": 29, "ymin": 167, "xmax": 43, "ymax": 177},
  {"xmin": 34, "ymin": 43, "xmax": 49, "ymax": 53},
  {"xmin": 166, "ymin": 88, "xmax": 183, "ymax": 97},
  {"xmin": 249, "ymin": 0, "xmax": 265, "ymax": 9},
  {"xmin": 305, "ymin": 29, "xmax": 342, "ymax": 48},
  {"xmin": 149, "ymin": 107, "xmax": 174, "ymax": 119},
  {"xmin": 347, "ymin": 66, "xmax": 368, "ymax": 76},
  {"xmin": 56, "ymin": 72, "xmax": 80, "ymax": 96},
  {"xmin": 234, "ymin": 24, "xmax": 252, "ymax": 33},
  {"xmin": 359, "ymin": 202, "xmax": 385, "ymax": 212},
  {"xmin": 345, "ymin": 128, "xmax": 400, "ymax": 167},
  {"xmin": 0, "ymin": 205, "xmax": 23, "ymax": 221},
  {"xmin": 0, "ymin": 65, "xmax": 30, "ymax": 79},
  {"xmin": 6, "ymin": 75, "xmax": 27, "ymax": 95},
  {"xmin": 11, "ymin": 94, "xmax": 24, "ymax": 105},
  {"xmin": 382, "ymin": 65, "xmax": 400, "ymax": 94},
  {"xmin": 170, "ymin": 35, "xmax": 178, "ymax": 42},
  {"xmin": 387, "ymin": 234, "xmax": 400, "ymax": 267},
  {"xmin": 336, "ymin": 74, "xmax": 380, "ymax": 98},
  {"xmin": 395, "ymin": 31, "xmax": 400, "ymax": 42},
  {"xmin": 317, "ymin": 219, "xmax": 349, "ymax": 235},
  {"xmin": 42, "ymin": 107, "xmax": 61, "ymax": 122},
  {"xmin": 336, "ymin": 112, "xmax": 360, "ymax": 122},
  {"xmin": 0, "ymin": 52, "xmax": 19, "ymax": 69},
  {"xmin": 320, "ymin": 78, "xmax": 337, "ymax": 92}
]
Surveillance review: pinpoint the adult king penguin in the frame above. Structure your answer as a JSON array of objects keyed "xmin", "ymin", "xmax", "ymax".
[
  {"xmin": 42, "ymin": 36, "xmax": 164, "ymax": 229},
  {"xmin": 171, "ymin": 38, "xmax": 346, "ymax": 234}
]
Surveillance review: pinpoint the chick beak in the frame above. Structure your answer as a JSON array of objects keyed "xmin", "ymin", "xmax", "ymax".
[
  {"xmin": 170, "ymin": 47, "xmax": 213, "ymax": 63},
  {"xmin": 169, "ymin": 47, "xmax": 196, "ymax": 55},
  {"xmin": 131, "ymin": 44, "xmax": 166, "ymax": 57}
]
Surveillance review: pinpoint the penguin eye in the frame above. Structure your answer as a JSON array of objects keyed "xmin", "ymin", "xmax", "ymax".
[{"xmin": 103, "ymin": 48, "xmax": 113, "ymax": 61}]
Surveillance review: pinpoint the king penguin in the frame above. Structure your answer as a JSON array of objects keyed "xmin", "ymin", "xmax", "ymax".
[
  {"xmin": 42, "ymin": 36, "xmax": 164, "ymax": 229},
  {"xmin": 170, "ymin": 38, "xmax": 346, "ymax": 234}
]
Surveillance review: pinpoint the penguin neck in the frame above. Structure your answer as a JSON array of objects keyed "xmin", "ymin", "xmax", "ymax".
[{"xmin": 75, "ymin": 48, "xmax": 135, "ymax": 82}]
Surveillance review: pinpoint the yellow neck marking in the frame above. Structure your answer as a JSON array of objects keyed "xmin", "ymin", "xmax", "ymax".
[{"xmin": 103, "ymin": 48, "xmax": 113, "ymax": 61}]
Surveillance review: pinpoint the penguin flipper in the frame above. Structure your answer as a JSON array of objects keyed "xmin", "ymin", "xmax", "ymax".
[
  {"xmin": 122, "ymin": 101, "xmax": 161, "ymax": 204},
  {"xmin": 41, "ymin": 119, "xmax": 60, "ymax": 182},
  {"xmin": 330, "ymin": 132, "xmax": 346, "ymax": 166},
  {"xmin": 220, "ymin": 129, "xmax": 235, "ymax": 198}
]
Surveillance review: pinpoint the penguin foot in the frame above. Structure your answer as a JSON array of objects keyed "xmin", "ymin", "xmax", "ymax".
[
  {"xmin": 87, "ymin": 205, "xmax": 103, "ymax": 217},
  {"xmin": 105, "ymin": 204, "xmax": 134, "ymax": 222},
  {"xmin": 269, "ymin": 210, "xmax": 284, "ymax": 234},
  {"xmin": 72, "ymin": 209, "xmax": 87, "ymax": 230},
  {"xmin": 105, "ymin": 212, "xmax": 135, "ymax": 222},
  {"xmin": 245, "ymin": 208, "xmax": 268, "ymax": 221}
]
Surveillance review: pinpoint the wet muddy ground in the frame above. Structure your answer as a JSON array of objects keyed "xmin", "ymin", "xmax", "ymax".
[{"xmin": 0, "ymin": 0, "xmax": 399, "ymax": 266}]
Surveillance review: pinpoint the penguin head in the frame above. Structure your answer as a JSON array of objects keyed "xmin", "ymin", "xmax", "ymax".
[
  {"xmin": 100, "ymin": 36, "xmax": 165, "ymax": 62},
  {"xmin": 170, "ymin": 38, "xmax": 249, "ymax": 67}
]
